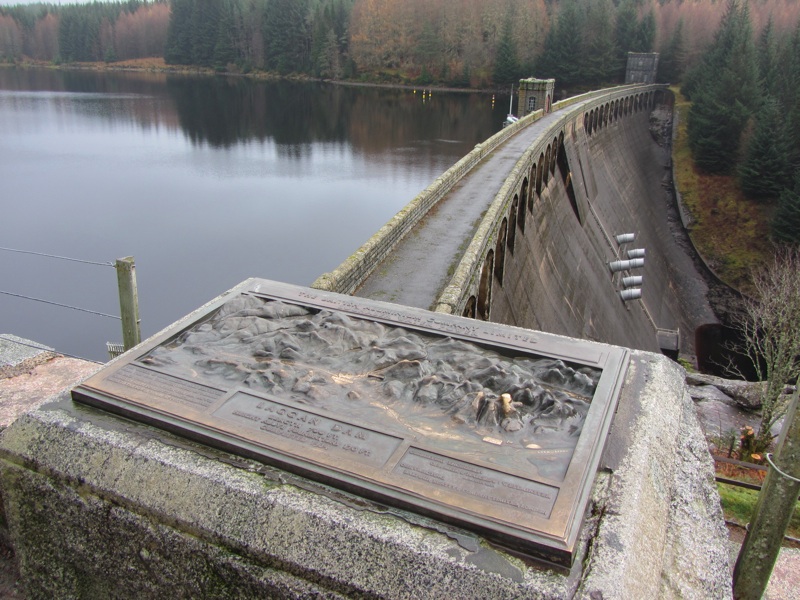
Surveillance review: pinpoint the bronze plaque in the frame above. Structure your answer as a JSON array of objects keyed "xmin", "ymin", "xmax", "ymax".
[{"xmin": 72, "ymin": 279, "xmax": 629, "ymax": 567}]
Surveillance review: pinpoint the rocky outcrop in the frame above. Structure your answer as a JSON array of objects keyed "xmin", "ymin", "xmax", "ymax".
[
  {"xmin": 649, "ymin": 106, "xmax": 673, "ymax": 147},
  {"xmin": 686, "ymin": 371, "xmax": 797, "ymax": 446},
  {"xmin": 686, "ymin": 372, "xmax": 766, "ymax": 410},
  {"xmin": 686, "ymin": 372, "xmax": 795, "ymax": 411}
]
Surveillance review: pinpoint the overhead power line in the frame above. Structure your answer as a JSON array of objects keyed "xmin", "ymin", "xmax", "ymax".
[
  {"xmin": 0, "ymin": 246, "xmax": 113, "ymax": 267},
  {"xmin": 0, "ymin": 290, "xmax": 120, "ymax": 320}
]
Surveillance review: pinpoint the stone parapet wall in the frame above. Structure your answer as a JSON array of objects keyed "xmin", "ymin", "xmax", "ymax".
[
  {"xmin": 312, "ymin": 85, "xmax": 645, "ymax": 297},
  {"xmin": 433, "ymin": 85, "xmax": 668, "ymax": 330},
  {"xmin": 310, "ymin": 108, "xmax": 544, "ymax": 295}
]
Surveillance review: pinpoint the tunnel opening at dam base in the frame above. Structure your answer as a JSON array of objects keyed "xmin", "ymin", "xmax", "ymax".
[{"xmin": 694, "ymin": 323, "xmax": 763, "ymax": 381}]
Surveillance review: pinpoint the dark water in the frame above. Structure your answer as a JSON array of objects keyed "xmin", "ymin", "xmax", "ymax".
[{"xmin": 0, "ymin": 68, "xmax": 507, "ymax": 362}]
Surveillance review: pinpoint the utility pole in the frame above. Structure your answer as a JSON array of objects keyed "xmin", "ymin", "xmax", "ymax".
[
  {"xmin": 732, "ymin": 385, "xmax": 800, "ymax": 599},
  {"xmin": 115, "ymin": 256, "xmax": 141, "ymax": 351}
]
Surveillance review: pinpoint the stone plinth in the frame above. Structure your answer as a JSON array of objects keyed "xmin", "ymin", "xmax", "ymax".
[
  {"xmin": 70, "ymin": 279, "xmax": 632, "ymax": 568},
  {"xmin": 0, "ymin": 323, "xmax": 731, "ymax": 598}
]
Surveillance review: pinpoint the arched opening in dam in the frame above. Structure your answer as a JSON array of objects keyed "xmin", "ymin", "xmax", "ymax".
[
  {"xmin": 449, "ymin": 86, "xmax": 720, "ymax": 359},
  {"xmin": 520, "ymin": 179, "xmax": 529, "ymax": 219},
  {"xmin": 494, "ymin": 219, "xmax": 507, "ymax": 284},
  {"xmin": 477, "ymin": 249, "xmax": 494, "ymax": 321},
  {"xmin": 322, "ymin": 84, "xmax": 724, "ymax": 365},
  {"xmin": 556, "ymin": 140, "xmax": 580, "ymax": 224},
  {"xmin": 508, "ymin": 197, "xmax": 518, "ymax": 249}
]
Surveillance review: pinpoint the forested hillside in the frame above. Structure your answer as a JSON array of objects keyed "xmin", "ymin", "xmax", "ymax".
[
  {"xmin": 0, "ymin": 1, "xmax": 170, "ymax": 63},
  {"xmin": 3, "ymin": 0, "xmax": 800, "ymax": 247},
  {"xmin": 3, "ymin": 0, "xmax": 799, "ymax": 88},
  {"xmin": 682, "ymin": 0, "xmax": 800, "ymax": 247}
]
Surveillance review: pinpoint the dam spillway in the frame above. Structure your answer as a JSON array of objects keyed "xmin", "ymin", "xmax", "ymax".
[{"xmin": 314, "ymin": 84, "xmax": 713, "ymax": 356}]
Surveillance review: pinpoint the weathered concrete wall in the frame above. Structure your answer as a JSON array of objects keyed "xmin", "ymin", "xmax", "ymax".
[
  {"xmin": 435, "ymin": 88, "xmax": 711, "ymax": 355},
  {"xmin": 490, "ymin": 98, "xmax": 674, "ymax": 351},
  {"xmin": 0, "ymin": 351, "xmax": 731, "ymax": 599}
]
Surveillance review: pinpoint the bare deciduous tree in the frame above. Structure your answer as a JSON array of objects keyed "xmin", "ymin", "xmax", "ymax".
[{"xmin": 734, "ymin": 247, "xmax": 800, "ymax": 453}]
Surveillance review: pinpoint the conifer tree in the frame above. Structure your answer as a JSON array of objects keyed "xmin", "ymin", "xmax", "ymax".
[
  {"xmin": 779, "ymin": 25, "xmax": 800, "ymax": 172},
  {"xmin": 634, "ymin": 8, "xmax": 655, "ymax": 52},
  {"xmin": 416, "ymin": 21, "xmax": 441, "ymax": 73},
  {"xmin": 264, "ymin": 0, "xmax": 312, "ymax": 75},
  {"xmin": 320, "ymin": 28, "xmax": 342, "ymax": 79},
  {"xmin": 310, "ymin": 1, "xmax": 351, "ymax": 78},
  {"xmin": 165, "ymin": 0, "xmax": 193, "ymax": 64},
  {"xmin": 772, "ymin": 176, "xmax": 800, "ymax": 246},
  {"xmin": 583, "ymin": 0, "xmax": 617, "ymax": 85},
  {"xmin": 614, "ymin": 0, "xmax": 638, "ymax": 77},
  {"xmin": 739, "ymin": 98, "xmax": 792, "ymax": 201},
  {"xmin": 687, "ymin": 0, "xmax": 759, "ymax": 174},
  {"xmin": 758, "ymin": 18, "xmax": 779, "ymax": 98},
  {"xmin": 536, "ymin": 23, "xmax": 558, "ymax": 78},
  {"xmin": 190, "ymin": 0, "xmax": 220, "ymax": 67},
  {"xmin": 213, "ymin": 0, "xmax": 237, "ymax": 68},
  {"xmin": 493, "ymin": 19, "xmax": 520, "ymax": 85},
  {"xmin": 658, "ymin": 18, "xmax": 685, "ymax": 83},
  {"xmin": 786, "ymin": 102, "xmax": 800, "ymax": 174},
  {"xmin": 537, "ymin": 0, "xmax": 583, "ymax": 86}
]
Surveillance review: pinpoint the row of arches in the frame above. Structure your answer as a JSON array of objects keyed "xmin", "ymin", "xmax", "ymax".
[
  {"xmin": 462, "ymin": 130, "xmax": 566, "ymax": 321},
  {"xmin": 458, "ymin": 85, "xmax": 665, "ymax": 322},
  {"xmin": 584, "ymin": 90, "xmax": 656, "ymax": 137}
]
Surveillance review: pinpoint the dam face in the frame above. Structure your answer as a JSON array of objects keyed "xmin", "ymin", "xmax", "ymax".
[
  {"xmin": 485, "ymin": 91, "xmax": 696, "ymax": 354},
  {"xmin": 316, "ymin": 85, "xmax": 708, "ymax": 358}
]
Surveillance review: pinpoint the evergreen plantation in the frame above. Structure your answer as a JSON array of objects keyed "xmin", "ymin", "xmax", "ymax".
[
  {"xmin": 1, "ymin": 0, "xmax": 799, "ymax": 244},
  {"xmin": 1, "ymin": 0, "xmax": 773, "ymax": 84},
  {"xmin": 684, "ymin": 0, "xmax": 800, "ymax": 245}
]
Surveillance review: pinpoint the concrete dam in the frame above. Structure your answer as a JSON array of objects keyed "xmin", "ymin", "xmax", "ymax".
[{"xmin": 314, "ymin": 83, "xmax": 711, "ymax": 358}]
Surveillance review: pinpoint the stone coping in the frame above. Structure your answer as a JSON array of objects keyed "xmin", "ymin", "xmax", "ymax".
[{"xmin": 0, "ymin": 335, "xmax": 54, "ymax": 371}]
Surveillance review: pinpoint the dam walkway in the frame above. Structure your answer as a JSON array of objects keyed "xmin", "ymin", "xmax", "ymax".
[
  {"xmin": 312, "ymin": 83, "xmax": 692, "ymax": 353},
  {"xmin": 352, "ymin": 106, "xmax": 569, "ymax": 310}
]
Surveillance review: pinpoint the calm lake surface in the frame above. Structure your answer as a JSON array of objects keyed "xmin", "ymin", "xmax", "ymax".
[{"xmin": 0, "ymin": 68, "xmax": 507, "ymax": 361}]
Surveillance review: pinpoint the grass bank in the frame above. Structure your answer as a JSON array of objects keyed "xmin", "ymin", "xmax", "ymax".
[
  {"xmin": 671, "ymin": 86, "xmax": 773, "ymax": 292},
  {"xmin": 718, "ymin": 482, "xmax": 800, "ymax": 539}
]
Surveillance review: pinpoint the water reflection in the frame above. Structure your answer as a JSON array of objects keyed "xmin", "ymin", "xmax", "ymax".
[
  {"xmin": 0, "ymin": 67, "xmax": 507, "ymax": 361},
  {"xmin": 1, "ymin": 68, "xmax": 502, "ymax": 154},
  {"xmin": 164, "ymin": 76, "xmax": 497, "ymax": 158}
]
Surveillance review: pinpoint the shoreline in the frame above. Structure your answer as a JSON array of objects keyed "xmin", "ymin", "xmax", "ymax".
[{"xmin": 0, "ymin": 59, "xmax": 498, "ymax": 95}]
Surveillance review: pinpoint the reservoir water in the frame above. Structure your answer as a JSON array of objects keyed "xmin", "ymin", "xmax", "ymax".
[{"xmin": 0, "ymin": 68, "xmax": 506, "ymax": 361}]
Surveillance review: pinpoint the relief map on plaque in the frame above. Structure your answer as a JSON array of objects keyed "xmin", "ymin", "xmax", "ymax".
[
  {"xmin": 139, "ymin": 294, "xmax": 600, "ymax": 481},
  {"xmin": 73, "ymin": 280, "xmax": 629, "ymax": 566}
]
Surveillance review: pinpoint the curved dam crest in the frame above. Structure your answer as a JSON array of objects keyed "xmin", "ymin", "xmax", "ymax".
[
  {"xmin": 317, "ymin": 85, "xmax": 715, "ymax": 356},
  {"xmin": 485, "ymin": 90, "xmax": 708, "ymax": 353}
]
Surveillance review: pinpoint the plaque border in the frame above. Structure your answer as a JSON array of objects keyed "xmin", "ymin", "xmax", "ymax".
[{"xmin": 72, "ymin": 278, "xmax": 629, "ymax": 568}]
